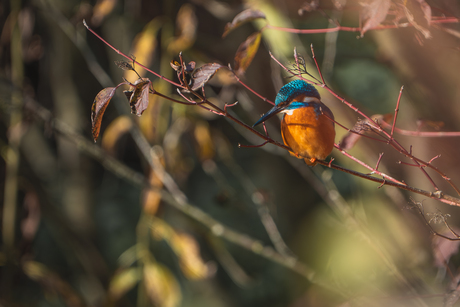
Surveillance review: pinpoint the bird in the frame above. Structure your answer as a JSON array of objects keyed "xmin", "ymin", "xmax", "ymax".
[{"xmin": 253, "ymin": 80, "xmax": 335, "ymax": 166}]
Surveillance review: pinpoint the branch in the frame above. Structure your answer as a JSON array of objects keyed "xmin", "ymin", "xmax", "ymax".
[{"xmin": 264, "ymin": 16, "xmax": 459, "ymax": 34}]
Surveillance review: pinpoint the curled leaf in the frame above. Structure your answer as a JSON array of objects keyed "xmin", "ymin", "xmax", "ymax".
[
  {"xmin": 126, "ymin": 78, "xmax": 152, "ymax": 116},
  {"xmin": 91, "ymin": 87, "xmax": 117, "ymax": 142},
  {"xmin": 115, "ymin": 60, "xmax": 134, "ymax": 71},
  {"xmin": 170, "ymin": 60, "xmax": 195, "ymax": 73},
  {"xmin": 189, "ymin": 63, "xmax": 223, "ymax": 91},
  {"xmin": 223, "ymin": 9, "xmax": 266, "ymax": 38},
  {"xmin": 360, "ymin": 0, "xmax": 391, "ymax": 36},
  {"xmin": 234, "ymin": 31, "xmax": 261, "ymax": 75}
]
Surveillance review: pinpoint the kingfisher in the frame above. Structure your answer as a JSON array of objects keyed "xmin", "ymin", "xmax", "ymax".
[{"xmin": 253, "ymin": 80, "xmax": 335, "ymax": 166}]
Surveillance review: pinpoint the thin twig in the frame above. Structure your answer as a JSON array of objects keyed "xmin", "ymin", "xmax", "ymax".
[{"xmin": 391, "ymin": 86, "xmax": 404, "ymax": 137}]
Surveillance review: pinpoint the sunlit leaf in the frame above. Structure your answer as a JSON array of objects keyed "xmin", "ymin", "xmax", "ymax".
[
  {"xmin": 125, "ymin": 18, "xmax": 163, "ymax": 80},
  {"xmin": 234, "ymin": 31, "xmax": 261, "ymax": 75},
  {"xmin": 151, "ymin": 218, "xmax": 209, "ymax": 280},
  {"xmin": 168, "ymin": 4, "xmax": 198, "ymax": 53},
  {"xmin": 101, "ymin": 115, "xmax": 133, "ymax": 154},
  {"xmin": 194, "ymin": 121, "xmax": 215, "ymax": 161},
  {"xmin": 189, "ymin": 63, "xmax": 223, "ymax": 91},
  {"xmin": 127, "ymin": 78, "xmax": 152, "ymax": 116},
  {"xmin": 91, "ymin": 0, "xmax": 117, "ymax": 26},
  {"xmin": 360, "ymin": 0, "xmax": 391, "ymax": 36},
  {"xmin": 223, "ymin": 9, "xmax": 266, "ymax": 38},
  {"xmin": 108, "ymin": 267, "xmax": 142, "ymax": 301},
  {"xmin": 91, "ymin": 87, "xmax": 117, "ymax": 142},
  {"xmin": 174, "ymin": 232, "xmax": 210, "ymax": 280},
  {"xmin": 144, "ymin": 263, "xmax": 182, "ymax": 307},
  {"xmin": 143, "ymin": 167, "xmax": 164, "ymax": 215}
]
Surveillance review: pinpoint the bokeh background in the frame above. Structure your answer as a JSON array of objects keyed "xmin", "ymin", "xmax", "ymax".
[{"xmin": 2, "ymin": 0, "xmax": 460, "ymax": 306}]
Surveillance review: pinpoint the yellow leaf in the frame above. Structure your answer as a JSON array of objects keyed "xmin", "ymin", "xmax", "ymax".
[
  {"xmin": 91, "ymin": 0, "xmax": 117, "ymax": 26},
  {"xmin": 194, "ymin": 121, "xmax": 215, "ymax": 161},
  {"xmin": 144, "ymin": 263, "xmax": 182, "ymax": 307},
  {"xmin": 101, "ymin": 115, "xmax": 133, "ymax": 154},
  {"xmin": 151, "ymin": 219, "xmax": 209, "ymax": 280},
  {"xmin": 234, "ymin": 31, "xmax": 261, "ymax": 75},
  {"xmin": 174, "ymin": 232, "xmax": 210, "ymax": 280},
  {"xmin": 168, "ymin": 4, "xmax": 197, "ymax": 53},
  {"xmin": 143, "ymin": 169, "xmax": 164, "ymax": 215},
  {"xmin": 124, "ymin": 18, "xmax": 163, "ymax": 81},
  {"xmin": 108, "ymin": 267, "xmax": 142, "ymax": 300}
]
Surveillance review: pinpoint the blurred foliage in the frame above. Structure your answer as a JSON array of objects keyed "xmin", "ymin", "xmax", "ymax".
[{"xmin": 2, "ymin": 0, "xmax": 460, "ymax": 307}]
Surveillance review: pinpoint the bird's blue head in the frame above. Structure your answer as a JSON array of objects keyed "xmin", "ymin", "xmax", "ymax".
[
  {"xmin": 275, "ymin": 80, "xmax": 321, "ymax": 106},
  {"xmin": 253, "ymin": 80, "xmax": 320, "ymax": 127}
]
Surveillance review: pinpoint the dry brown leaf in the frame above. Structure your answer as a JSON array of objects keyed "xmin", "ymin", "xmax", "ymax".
[
  {"xmin": 360, "ymin": 0, "xmax": 391, "ymax": 36},
  {"xmin": 91, "ymin": 86, "xmax": 118, "ymax": 142},
  {"xmin": 189, "ymin": 63, "xmax": 223, "ymax": 91},
  {"xmin": 126, "ymin": 78, "xmax": 151, "ymax": 116},
  {"xmin": 223, "ymin": 9, "xmax": 266, "ymax": 38}
]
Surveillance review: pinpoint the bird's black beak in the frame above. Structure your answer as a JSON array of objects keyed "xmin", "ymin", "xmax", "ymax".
[{"xmin": 253, "ymin": 105, "xmax": 285, "ymax": 127}]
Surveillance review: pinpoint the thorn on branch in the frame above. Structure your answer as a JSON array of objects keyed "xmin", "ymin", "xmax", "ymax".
[
  {"xmin": 428, "ymin": 154, "xmax": 441, "ymax": 164},
  {"xmin": 224, "ymin": 101, "xmax": 239, "ymax": 114},
  {"xmin": 238, "ymin": 141, "xmax": 269, "ymax": 148},
  {"xmin": 375, "ymin": 152, "xmax": 384, "ymax": 170}
]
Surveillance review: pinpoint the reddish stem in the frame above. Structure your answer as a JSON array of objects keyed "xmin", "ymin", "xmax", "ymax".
[
  {"xmin": 230, "ymin": 65, "xmax": 275, "ymax": 106},
  {"xmin": 265, "ymin": 16, "xmax": 459, "ymax": 34},
  {"xmin": 83, "ymin": 20, "xmax": 182, "ymax": 88},
  {"xmin": 391, "ymin": 86, "xmax": 404, "ymax": 137}
]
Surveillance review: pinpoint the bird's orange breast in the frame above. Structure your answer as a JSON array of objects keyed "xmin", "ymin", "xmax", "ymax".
[{"xmin": 281, "ymin": 103, "xmax": 335, "ymax": 165}]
